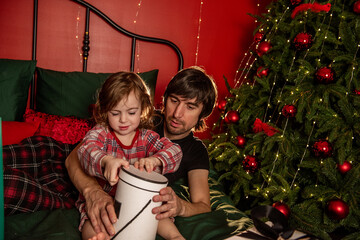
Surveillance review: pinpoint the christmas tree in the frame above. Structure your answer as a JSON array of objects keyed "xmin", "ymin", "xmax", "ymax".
[{"xmin": 208, "ymin": 0, "xmax": 360, "ymax": 239}]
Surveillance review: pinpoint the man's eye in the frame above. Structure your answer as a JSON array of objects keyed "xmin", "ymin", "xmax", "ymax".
[{"xmin": 170, "ymin": 98, "xmax": 178, "ymax": 103}]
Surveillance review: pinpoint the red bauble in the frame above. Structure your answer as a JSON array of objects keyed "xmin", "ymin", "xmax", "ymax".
[
  {"xmin": 312, "ymin": 140, "xmax": 333, "ymax": 158},
  {"xmin": 355, "ymin": 89, "xmax": 360, "ymax": 95},
  {"xmin": 291, "ymin": 0, "xmax": 302, "ymax": 6},
  {"xmin": 273, "ymin": 202, "xmax": 291, "ymax": 219},
  {"xmin": 236, "ymin": 135, "xmax": 246, "ymax": 148},
  {"xmin": 256, "ymin": 41, "xmax": 272, "ymax": 57},
  {"xmin": 354, "ymin": 0, "xmax": 360, "ymax": 14},
  {"xmin": 315, "ymin": 67, "xmax": 335, "ymax": 84},
  {"xmin": 254, "ymin": 32, "xmax": 264, "ymax": 43},
  {"xmin": 225, "ymin": 110, "xmax": 240, "ymax": 123},
  {"xmin": 256, "ymin": 66, "xmax": 269, "ymax": 78},
  {"xmin": 242, "ymin": 155, "xmax": 260, "ymax": 173},
  {"xmin": 293, "ymin": 32, "xmax": 313, "ymax": 50},
  {"xmin": 282, "ymin": 104, "xmax": 297, "ymax": 118},
  {"xmin": 217, "ymin": 99, "xmax": 227, "ymax": 112},
  {"xmin": 337, "ymin": 161, "xmax": 352, "ymax": 175},
  {"xmin": 326, "ymin": 199, "xmax": 349, "ymax": 220}
]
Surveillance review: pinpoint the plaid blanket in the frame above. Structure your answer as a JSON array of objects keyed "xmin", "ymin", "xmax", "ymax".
[{"xmin": 3, "ymin": 136, "xmax": 78, "ymax": 216}]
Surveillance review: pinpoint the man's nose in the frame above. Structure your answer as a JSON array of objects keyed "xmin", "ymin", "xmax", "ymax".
[{"xmin": 173, "ymin": 103, "xmax": 184, "ymax": 118}]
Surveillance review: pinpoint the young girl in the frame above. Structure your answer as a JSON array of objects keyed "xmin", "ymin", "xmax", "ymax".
[{"xmin": 76, "ymin": 72, "xmax": 184, "ymax": 240}]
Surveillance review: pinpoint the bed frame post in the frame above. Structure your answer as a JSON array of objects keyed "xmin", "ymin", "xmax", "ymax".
[
  {"xmin": 30, "ymin": 0, "xmax": 38, "ymax": 109},
  {"xmin": 82, "ymin": 7, "xmax": 90, "ymax": 72},
  {"xmin": 130, "ymin": 38, "xmax": 136, "ymax": 72}
]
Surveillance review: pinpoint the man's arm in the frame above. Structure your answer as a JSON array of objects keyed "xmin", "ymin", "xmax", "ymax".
[
  {"xmin": 180, "ymin": 169, "xmax": 211, "ymax": 216},
  {"xmin": 65, "ymin": 144, "xmax": 117, "ymax": 236},
  {"xmin": 152, "ymin": 169, "xmax": 211, "ymax": 219}
]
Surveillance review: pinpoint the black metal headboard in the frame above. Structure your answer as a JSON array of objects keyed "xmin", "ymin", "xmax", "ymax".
[{"xmin": 30, "ymin": 0, "xmax": 184, "ymax": 108}]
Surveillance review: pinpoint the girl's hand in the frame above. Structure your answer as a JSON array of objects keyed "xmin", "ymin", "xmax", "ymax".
[
  {"xmin": 134, "ymin": 157, "xmax": 161, "ymax": 172},
  {"xmin": 101, "ymin": 156, "xmax": 129, "ymax": 186}
]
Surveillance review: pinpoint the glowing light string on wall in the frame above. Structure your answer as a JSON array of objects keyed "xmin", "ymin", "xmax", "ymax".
[
  {"xmin": 133, "ymin": 0, "xmax": 143, "ymax": 73},
  {"xmin": 76, "ymin": 7, "xmax": 83, "ymax": 64},
  {"xmin": 195, "ymin": 0, "xmax": 204, "ymax": 66}
]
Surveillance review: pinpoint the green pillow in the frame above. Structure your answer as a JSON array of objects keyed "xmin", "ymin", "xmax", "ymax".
[
  {"xmin": 36, "ymin": 68, "xmax": 158, "ymax": 119},
  {"xmin": 0, "ymin": 59, "xmax": 37, "ymax": 121}
]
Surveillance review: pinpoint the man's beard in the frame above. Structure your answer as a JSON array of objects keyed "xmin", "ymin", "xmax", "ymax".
[{"xmin": 165, "ymin": 117, "xmax": 190, "ymax": 136}]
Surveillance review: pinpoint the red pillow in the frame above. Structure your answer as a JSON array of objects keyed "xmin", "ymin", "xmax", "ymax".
[
  {"xmin": 2, "ymin": 121, "xmax": 40, "ymax": 146},
  {"xmin": 23, "ymin": 109, "xmax": 94, "ymax": 144}
]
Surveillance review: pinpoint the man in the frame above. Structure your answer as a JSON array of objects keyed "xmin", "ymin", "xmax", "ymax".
[{"xmin": 65, "ymin": 66, "xmax": 218, "ymax": 239}]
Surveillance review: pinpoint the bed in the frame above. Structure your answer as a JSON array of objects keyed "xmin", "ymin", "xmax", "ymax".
[{"xmin": 1, "ymin": 0, "xmax": 253, "ymax": 239}]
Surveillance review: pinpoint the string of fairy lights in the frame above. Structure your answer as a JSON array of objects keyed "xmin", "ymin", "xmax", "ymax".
[
  {"xmin": 74, "ymin": 1, "xmax": 204, "ymax": 69},
  {"xmin": 76, "ymin": 7, "xmax": 83, "ymax": 64},
  {"xmin": 195, "ymin": 1, "xmax": 204, "ymax": 66},
  {"xmin": 74, "ymin": 1, "xmax": 144, "ymax": 72},
  {"xmin": 133, "ymin": 0, "xmax": 143, "ymax": 73}
]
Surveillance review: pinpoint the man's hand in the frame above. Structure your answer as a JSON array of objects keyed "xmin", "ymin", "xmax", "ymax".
[
  {"xmin": 152, "ymin": 186, "xmax": 183, "ymax": 220},
  {"xmin": 84, "ymin": 187, "xmax": 117, "ymax": 236}
]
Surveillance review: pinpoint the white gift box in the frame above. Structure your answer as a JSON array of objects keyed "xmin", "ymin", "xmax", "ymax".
[{"xmin": 112, "ymin": 166, "xmax": 168, "ymax": 240}]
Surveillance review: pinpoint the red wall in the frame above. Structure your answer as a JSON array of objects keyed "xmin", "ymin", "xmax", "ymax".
[{"xmin": 0, "ymin": 0, "xmax": 272, "ymax": 139}]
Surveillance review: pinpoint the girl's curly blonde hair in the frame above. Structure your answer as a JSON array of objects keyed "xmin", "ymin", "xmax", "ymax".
[{"xmin": 93, "ymin": 71, "xmax": 154, "ymax": 129}]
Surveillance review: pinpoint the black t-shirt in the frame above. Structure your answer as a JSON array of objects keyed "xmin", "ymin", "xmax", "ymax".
[{"xmin": 153, "ymin": 112, "xmax": 210, "ymax": 183}]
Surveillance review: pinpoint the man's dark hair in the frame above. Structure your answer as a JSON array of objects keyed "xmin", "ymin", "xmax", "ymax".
[{"xmin": 163, "ymin": 66, "xmax": 218, "ymax": 131}]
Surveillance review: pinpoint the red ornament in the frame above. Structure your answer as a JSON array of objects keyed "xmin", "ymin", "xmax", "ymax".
[
  {"xmin": 236, "ymin": 135, "xmax": 246, "ymax": 148},
  {"xmin": 354, "ymin": 0, "xmax": 360, "ymax": 14},
  {"xmin": 242, "ymin": 155, "xmax": 260, "ymax": 173},
  {"xmin": 355, "ymin": 89, "xmax": 360, "ymax": 95},
  {"xmin": 273, "ymin": 202, "xmax": 291, "ymax": 219},
  {"xmin": 256, "ymin": 41, "xmax": 272, "ymax": 57},
  {"xmin": 293, "ymin": 32, "xmax": 313, "ymax": 50},
  {"xmin": 315, "ymin": 67, "xmax": 335, "ymax": 84},
  {"xmin": 254, "ymin": 31, "xmax": 264, "ymax": 43},
  {"xmin": 224, "ymin": 110, "xmax": 239, "ymax": 123},
  {"xmin": 312, "ymin": 140, "xmax": 333, "ymax": 158},
  {"xmin": 282, "ymin": 104, "xmax": 297, "ymax": 118},
  {"xmin": 326, "ymin": 199, "xmax": 349, "ymax": 220},
  {"xmin": 337, "ymin": 161, "xmax": 352, "ymax": 175},
  {"xmin": 217, "ymin": 99, "xmax": 227, "ymax": 112},
  {"xmin": 256, "ymin": 66, "xmax": 269, "ymax": 78}
]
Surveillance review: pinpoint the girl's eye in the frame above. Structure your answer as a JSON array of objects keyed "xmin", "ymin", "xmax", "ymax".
[
  {"xmin": 110, "ymin": 112, "xmax": 119, "ymax": 116},
  {"xmin": 129, "ymin": 112, "xmax": 136, "ymax": 115}
]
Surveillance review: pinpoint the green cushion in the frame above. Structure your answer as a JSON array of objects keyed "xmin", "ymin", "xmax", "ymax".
[
  {"xmin": 5, "ymin": 208, "xmax": 81, "ymax": 240},
  {"xmin": 0, "ymin": 59, "xmax": 36, "ymax": 121},
  {"xmin": 36, "ymin": 68, "xmax": 158, "ymax": 119}
]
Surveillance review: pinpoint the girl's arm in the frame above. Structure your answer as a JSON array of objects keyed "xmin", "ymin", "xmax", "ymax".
[
  {"xmin": 144, "ymin": 130, "xmax": 182, "ymax": 174},
  {"xmin": 78, "ymin": 125, "xmax": 110, "ymax": 178}
]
